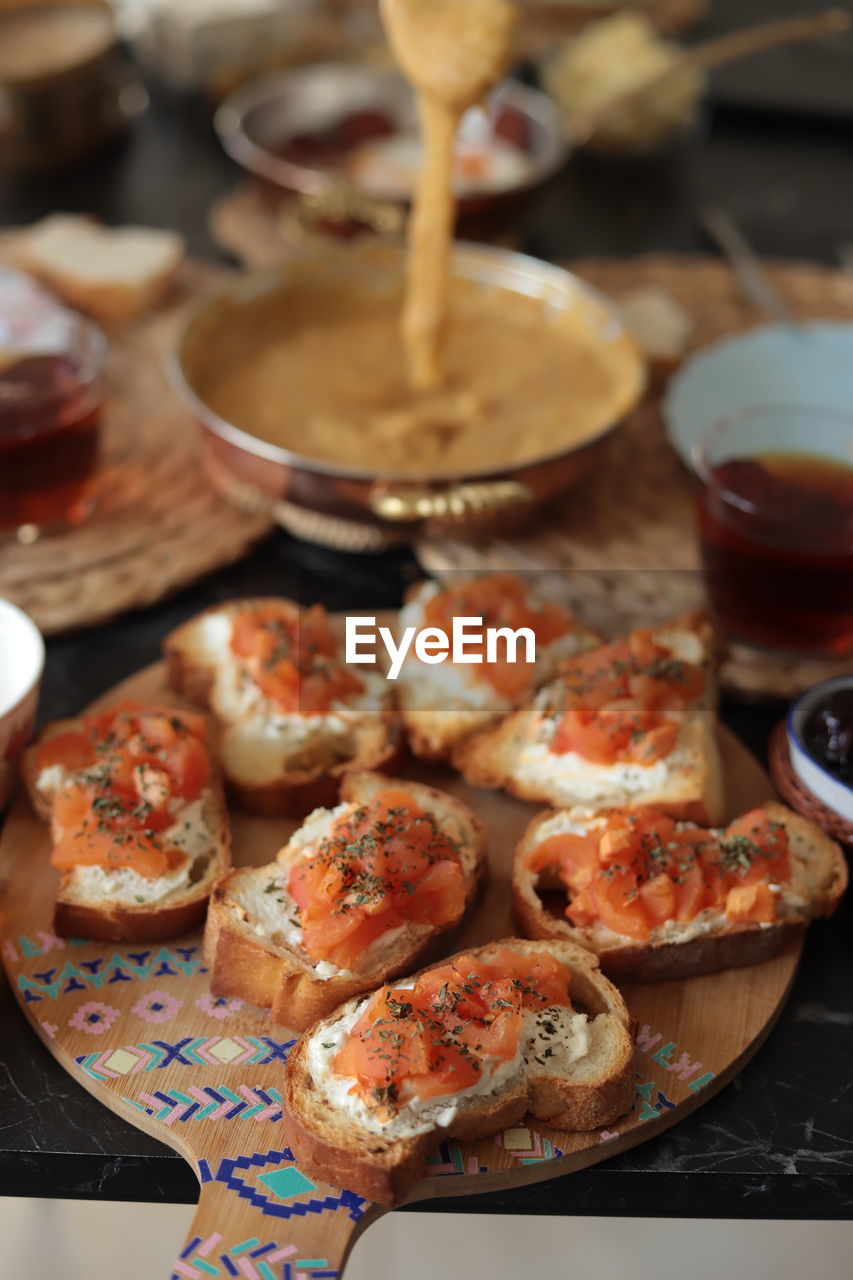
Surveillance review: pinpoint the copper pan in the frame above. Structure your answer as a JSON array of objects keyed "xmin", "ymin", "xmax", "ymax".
[
  {"xmin": 168, "ymin": 241, "xmax": 647, "ymax": 540},
  {"xmin": 213, "ymin": 66, "xmax": 569, "ymax": 240}
]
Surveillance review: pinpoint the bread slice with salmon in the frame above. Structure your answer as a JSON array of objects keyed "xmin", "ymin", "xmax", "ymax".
[
  {"xmin": 283, "ymin": 936, "xmax": 635, "ymax": 1206},
  {"xmin": 513, "ymin": 802, "xmax": 847, "ymax": 982},
  {"xmin": 24, "ymin": 701, "xmax": 231, "ymax": 943},
  {"xmin": 396, "ymin": 574, "xmax": 601, "ymax": 761},
  {"xmin": 453, "ymin": 611, "xmax": 724, "ymax": 825},
  {"xmin": 164, "ymin": 598, "xmax": 401, "ymax": 817},
  {"xmin": 204, "ymin": 771, "xmax": 487, "ymax": 1031}
]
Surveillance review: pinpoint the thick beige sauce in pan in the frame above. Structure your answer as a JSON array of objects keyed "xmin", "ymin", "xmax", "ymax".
[{"xmin": 196, "ymin": 276, "xmax": 639, "ymax": 476}]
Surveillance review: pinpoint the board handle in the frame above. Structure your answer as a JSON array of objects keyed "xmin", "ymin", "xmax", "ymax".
[{"xmin": 170, "ymin": 1178, "xmax": 373, "ymax": 1280}]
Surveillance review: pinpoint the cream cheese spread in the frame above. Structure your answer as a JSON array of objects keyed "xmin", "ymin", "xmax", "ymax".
[
  {"xmin": 306, "ymin": 1001, "xmax": 590, "ymax": 1140},
  {"xmin": 67, "ymin": 794, "xmax": 216, "ymax": 906},
  {"xmin": 36, "ymin": 762, "xmax": 69, "ymax": 802},
  {"xmin": 516, "ymin": 729, "xmax": 677, "ymax": 805}
]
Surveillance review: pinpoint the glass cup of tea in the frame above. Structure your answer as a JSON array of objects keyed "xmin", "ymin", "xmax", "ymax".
[
  {"xmin": 693, "ymin": 405, "xmax": 853, "ymax": 657},
  {"xmin": 0, "ymin": 308, "xmax": 107, "ymax": 536}
]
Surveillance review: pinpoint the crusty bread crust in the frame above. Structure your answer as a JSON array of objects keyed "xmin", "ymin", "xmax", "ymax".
[
  {"xmin": 24, "ymin": 715, "xmax": 231, "ymax": 944},
  {"xmin": 512, "ymin": 801, "xmax": 848, "ymax": 982},
  {"xmin": 205, "ymin": 771, "xmax": 488, "ymax": 1031},
  {"xmin": 164, "ymin": 599, "xmax": 402, "ymax": 818},
  {"xmin": 220, "ymin": 739, "xmax": 405, "ymax": 821},
  {"xmin": 283, "ymin": 936, "xmax": 635, "ymax": 1206},
  {"xmin": 453, "ymin": 612, "xmax": 724, "ymax": 825},
  {"xmin": 25, "ymin": 273, "xmax": 175, "ymax": 323},
  {"xmin": 396, "ymin": 580, "xmax": 602, "ymax": 763}
]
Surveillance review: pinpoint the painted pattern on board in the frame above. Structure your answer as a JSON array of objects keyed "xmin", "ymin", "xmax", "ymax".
[
  {"xmin": 2, "ymin": 924, "xmax": 717, "ymax": 1186},
  {"xmin": 174, "ymin": 1230, "xmax": 340, "ymax": 1280},
  {"xmin": 198, "ymin": 1149, "xmax": 367, "ymax": 1222},
  {"xmin": 3, "ymin": 923, "xmax": 720, "ymax": 1270}
]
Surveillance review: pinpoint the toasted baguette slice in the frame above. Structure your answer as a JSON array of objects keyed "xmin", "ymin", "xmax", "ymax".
[
  {"xmin": 204, "ymin": 771, "xmax": 487, "ymax": 1031},
  {"xmin": 513, "ymin": 802, "xmax": 848, "ymax": 982},
  {"xmin": 453, "ymin": 611, "xmax": 724, "ymax": 825},
  {"xmin": 164, "ymin": 599, "xmax": 401, "ymax": 818},
  {"xmin": 395, "ymin": 576, "xmax": 601, "ymax": 761},
  {"xmin": 15, "ymin": 215, "xmax": 184, "ymax": 321},
  {"xmin": 284, "ymin": 936, "xmax": 635, "ymax": 1206},
  {"xmin": 24, "ymin": 713, "xmax": 231, "ymax": 944}
]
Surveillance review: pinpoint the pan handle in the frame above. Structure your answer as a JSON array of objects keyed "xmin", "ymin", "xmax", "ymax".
[{"xmin": 369, "ymin": 478, "xmax": 532, "ymax": 522}]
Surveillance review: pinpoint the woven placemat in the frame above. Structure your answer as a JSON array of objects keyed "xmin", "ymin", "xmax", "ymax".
[
  {"xmin": 0, "ymin": 245, "xmax": 272, "ymax": 634},
  {"xmin": 416, "ymin": 252, "xmax": 853, "ymax": 698}
]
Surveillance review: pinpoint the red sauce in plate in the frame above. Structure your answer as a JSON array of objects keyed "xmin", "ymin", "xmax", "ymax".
[{"xmin": 274, "ymin": 109, "xmax": 396, "ymax": 171}]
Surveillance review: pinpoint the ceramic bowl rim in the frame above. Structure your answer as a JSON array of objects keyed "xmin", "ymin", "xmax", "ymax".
[{"xmin": 0, "ymin": 598, "xmax": 45, "ymax": 722}]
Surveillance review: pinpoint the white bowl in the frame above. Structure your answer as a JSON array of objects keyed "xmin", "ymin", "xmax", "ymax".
[
  {"xmin": 787, "ymin": 677, "xmax": 853, "ymax": 824},
  {"xmin": 0, "ymin": 599, "xmax": 45, "ymax": 810},
  {"xmin": 663, "ymin": 321, "xmax": 853, "ymax": 465}
]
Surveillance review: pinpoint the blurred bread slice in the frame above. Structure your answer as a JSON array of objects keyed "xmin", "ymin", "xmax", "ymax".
[
  {"xmin": 617, "ymin": 285, "xmax": 693, "ymax": 382},
  {"xmin": 16, "ymin": 215, "xmax": 184, "ymax": 321}
]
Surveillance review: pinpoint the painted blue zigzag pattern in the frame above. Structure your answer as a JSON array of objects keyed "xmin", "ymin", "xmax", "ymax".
[
  {"xmin": 128, "ymin": 1084, "xmax": 283, "ymax": 1123},
  {"xmin": 17, "ymin": 945, "xmax": 203, "ymax": 1002}
]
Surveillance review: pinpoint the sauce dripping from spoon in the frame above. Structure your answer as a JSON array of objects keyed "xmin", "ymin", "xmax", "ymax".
[{"xmin": 380, "ymin": 0, "xmax": 518, "ymax": 390}]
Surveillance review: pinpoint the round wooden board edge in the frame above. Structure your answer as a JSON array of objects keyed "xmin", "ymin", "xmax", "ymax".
[
  {"xmin": 10, "ymin": 1002, "xmax": 208, "ymax": 1187},
  {"xmin": 401, "ymin": 936, "xmax": 802, "ymax": 1205}
]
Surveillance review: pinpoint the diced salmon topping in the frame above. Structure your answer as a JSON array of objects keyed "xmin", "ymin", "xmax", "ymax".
[
  {"xmin": 331, "ymin": 948, "xmax": 572, "ymax": 1111},
  {"xmin": 549, "ymin": 630, "xmax": 705, "ymax": 765},
  {"xmin": 287, "ymin": 788, "xmax": 465, "ymax": 969},
  {"xmin": 36, "ymin": 701, "xmax": 211, "ymax": 800},
  {"xmin": 230, "ymin": 602, "xmax": 363, "ymax": 714},
  {"xmin": 36, "ymin": 702, "xmax": 212, "ymax": 878},
  {"xmin": 528, "ymin": 808, "xmax": 791, "ymax": 941},
  {"xmin": 423, "ymin": 574, "xmax": 572, "ymax": 699},
  {"xmin": 35, "ymin": 730, "xmax": 93, "ymax": 774}
]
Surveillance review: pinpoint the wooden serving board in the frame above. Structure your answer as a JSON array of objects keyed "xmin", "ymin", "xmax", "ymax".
[{"xmin": 0, "ymin": 661, "xmax": 799, "ymax": 1279}]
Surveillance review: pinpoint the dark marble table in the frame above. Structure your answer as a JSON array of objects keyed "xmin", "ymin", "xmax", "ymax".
[{"xmin": 2, "ymin": 14, "xmax": 853, "ymax": 1215}]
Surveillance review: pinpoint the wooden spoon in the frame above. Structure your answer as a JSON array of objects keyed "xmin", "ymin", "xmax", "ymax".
[{"xmin": 380, "ymin": 0, "xmax": 519, "ymax": 389}]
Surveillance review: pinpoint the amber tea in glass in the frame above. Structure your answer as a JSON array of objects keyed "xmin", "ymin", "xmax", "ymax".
[
  {"xmin": 0, "ymin": 310, "xmax": 106, "ymax": 532},
  {"xmin": 694, "ymin": 407, "xmax": 853, "ymax": 656}
]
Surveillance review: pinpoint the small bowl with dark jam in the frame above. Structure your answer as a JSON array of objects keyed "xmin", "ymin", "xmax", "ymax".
[
  {"xmin": 693, "ymin": 406, "xmax": 853, "ymax": 657},
  {"xmin": 788, "ymin": 677, "xmax": 853, "ymax": 824},
  {"xmin": 0, "ymin": 307, "xmax": 107, "ymax": 535}
]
